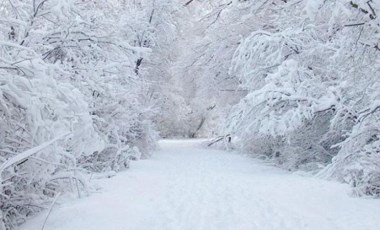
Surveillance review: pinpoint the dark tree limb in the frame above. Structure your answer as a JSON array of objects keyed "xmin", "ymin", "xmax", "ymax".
[
  {"xmin": 184, "ymin": 0, "xmax": 194, "ymax": 7},
  {"xmin": 135, "ymin": 58, "xmax": 143, "ymax": 75}
]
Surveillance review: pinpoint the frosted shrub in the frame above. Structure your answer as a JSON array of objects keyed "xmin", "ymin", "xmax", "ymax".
[{"xmin": 320, "ymin": 84, "xmax": 380, "ymax": 196}]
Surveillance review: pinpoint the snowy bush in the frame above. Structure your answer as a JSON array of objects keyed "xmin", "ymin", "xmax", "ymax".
[
  {"xmin": 0, "ymin": 48, "xmax": 96, "ymax": 229},
  {"xmin": 320, "ymin": 82, "xmax": 380, "ymax": 197}
]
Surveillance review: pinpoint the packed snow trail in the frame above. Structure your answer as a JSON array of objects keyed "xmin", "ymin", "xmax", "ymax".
[{"xmin": 20, "ymin": 140, "xmax": 380, "ymax": 230}]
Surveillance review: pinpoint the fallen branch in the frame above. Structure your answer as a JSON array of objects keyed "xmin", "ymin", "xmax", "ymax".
[{"xmin": 208, "ymin": 134, "xmax": 231, "ymax": 147}]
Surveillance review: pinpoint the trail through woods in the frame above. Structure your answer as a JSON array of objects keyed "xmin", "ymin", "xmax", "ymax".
[{"xmin": 20, "ymin": 140, "xmax": 380, "ymax": 230}]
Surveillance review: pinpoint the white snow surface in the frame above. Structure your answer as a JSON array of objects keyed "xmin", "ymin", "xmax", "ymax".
[{"xmin": 19, "ymin": 139, "xmax": 380, "ymax": 230}]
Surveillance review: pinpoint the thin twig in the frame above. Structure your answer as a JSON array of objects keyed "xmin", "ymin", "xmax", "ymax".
[{"xmin": 41, "ymin": 192, "xmax": 61, "ymax": 230}]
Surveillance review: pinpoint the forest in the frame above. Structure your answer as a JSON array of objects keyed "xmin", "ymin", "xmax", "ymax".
[{"xmin": 0, "ymin": 0, "xmax": 379, "ymax": 229}]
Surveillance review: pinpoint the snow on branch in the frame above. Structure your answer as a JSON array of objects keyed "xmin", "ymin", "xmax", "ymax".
[{"xmin": 0, "ymin": 132, "xmax": 70, "ymax": 176}]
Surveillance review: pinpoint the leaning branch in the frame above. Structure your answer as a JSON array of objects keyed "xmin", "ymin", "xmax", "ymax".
[{"xmin": 0, "ymin": 132, "xmax": 70, "ymax": 175}]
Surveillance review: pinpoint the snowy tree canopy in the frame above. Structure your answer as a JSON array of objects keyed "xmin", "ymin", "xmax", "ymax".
[{"xmin": 1, "ymin": 0, "xmax": 380, "ymax": 229}]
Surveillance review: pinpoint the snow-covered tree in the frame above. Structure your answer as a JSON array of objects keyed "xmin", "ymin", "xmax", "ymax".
[
  {"xmin": 0, "ymin": 0, "xmax": 173, "ymax": 228},
  {"xmin": 224, "ymin": 0, "xmax": 380, "ymax": 195}
]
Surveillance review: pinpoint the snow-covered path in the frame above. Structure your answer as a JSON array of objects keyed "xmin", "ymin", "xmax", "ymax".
[{"xmin": 20, "ymin": 140, "xmax": 380, "ymax": 230}]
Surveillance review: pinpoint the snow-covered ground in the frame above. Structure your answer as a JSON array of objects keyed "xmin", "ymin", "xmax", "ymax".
[{"xmin": 19, "ymin": 139, "xmax": 380, "ymax": 230}]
